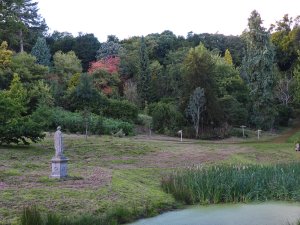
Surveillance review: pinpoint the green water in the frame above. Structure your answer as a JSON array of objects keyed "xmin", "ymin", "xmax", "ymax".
[{"xmin": 129, "ymin": 202, "xmax": 300, "ymax": 225}]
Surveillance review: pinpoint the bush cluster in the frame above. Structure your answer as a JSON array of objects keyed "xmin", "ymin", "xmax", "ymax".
[
  {"xmin": 103, "ymin": 99, "xmax": 138, "ymax": 123},
  {"xmin": 149, "ymin": 102, "xmax": 184, "ymax": 135},
  {"xmin": 31, "ymin": 106, "xmax": 134, "ymax": 135}
]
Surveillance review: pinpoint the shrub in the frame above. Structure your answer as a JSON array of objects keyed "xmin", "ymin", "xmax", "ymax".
[
  {"xmin": 103, "ymin": 99, "xmax": 138, "ymax": 122},
  {"xmin": 149, "ymin": 102, "xmax": 184, "ymax": 134},
  {"xmin": 103, "ymin": 118, "xmax": 134, "ymax": 135},
  {"xmin": 32, "ymin": 107, "xmax": 134, "ymax": 135}
]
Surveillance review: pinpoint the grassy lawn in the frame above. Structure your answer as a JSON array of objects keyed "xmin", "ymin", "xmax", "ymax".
[{"xmin": 0, "ymin": 132, "xmax": 300, "ymax": 224}]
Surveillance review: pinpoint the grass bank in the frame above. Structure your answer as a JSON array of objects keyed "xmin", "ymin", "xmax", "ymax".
[{"xmin": 0, "ymin": 131, "xmax": 299, "ymax": 224}]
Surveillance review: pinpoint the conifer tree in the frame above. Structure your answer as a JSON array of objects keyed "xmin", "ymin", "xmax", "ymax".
[
  {"xmin": 138, "ymin": 36, "xmax": 151, "ymax": 105},
  {"xmin": 242, "ymin": 10, "xmax": 277, "ymax": 129},
  {"xmin": 31, "ymin": 37, "xmax": 51, "ymax": 66},
  {"xmin": 0, "ymin": 0, "xmax": 47, "ymax": 52}
]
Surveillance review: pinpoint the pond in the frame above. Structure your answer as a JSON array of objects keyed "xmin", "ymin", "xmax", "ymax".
[{"xmin": 128, "ymin": 202, "xmax": 300, "ymax": 225}]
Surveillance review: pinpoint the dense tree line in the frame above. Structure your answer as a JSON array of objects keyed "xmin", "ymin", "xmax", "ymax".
[{"xmin": 1, "ymin": 0, "xmax": 300, "ymax": 144}]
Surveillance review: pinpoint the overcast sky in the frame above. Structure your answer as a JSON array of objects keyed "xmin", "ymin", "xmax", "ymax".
[{"xmin": 37, "ymin": 0, "xmax": 300, "ymax": 42}]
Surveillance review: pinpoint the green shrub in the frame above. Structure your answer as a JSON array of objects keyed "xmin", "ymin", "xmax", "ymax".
[
  {"xmin": 31, "ymin": 107, "xmax": 134, "ymax": 135},
  {"xmin": 149, "ymin": 102, "xmax": 184, "ymax": 134},
  {"xmin": 103, "ymin": 99, "xmax": 138, "ymax": 122},
  {"xmin": 103, "ymin": 118, "xmax": 134, "ymax": 135}
]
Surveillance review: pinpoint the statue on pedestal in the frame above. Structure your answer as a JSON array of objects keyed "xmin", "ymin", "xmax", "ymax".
[{"xmin": 51, "ymin": 126, "xmax": 69, "ymax": 178}]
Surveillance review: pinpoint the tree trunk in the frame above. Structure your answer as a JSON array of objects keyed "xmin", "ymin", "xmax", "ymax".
[{"xmin": 19, "ymin": 29, "xmax": 24, "ymax": 52}]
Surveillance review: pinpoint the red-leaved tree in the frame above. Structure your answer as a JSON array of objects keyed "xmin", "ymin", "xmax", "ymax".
[
  {"xmin": 88, "ymin": 56, "xmax": 121, "ymax": 95},
  {"xmin": 88, "ymin": 56, "xmax": 120, "ymax": 74}
]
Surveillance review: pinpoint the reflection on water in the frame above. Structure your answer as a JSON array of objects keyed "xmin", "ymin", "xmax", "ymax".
[{"xmin": 129, "ymin": 202, "xmax": 300, "ymax": 225}]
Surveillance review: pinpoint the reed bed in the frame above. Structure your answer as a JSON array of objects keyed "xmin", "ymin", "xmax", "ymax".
[{"xmin": 161, "ymin": 163, "xmax": 300, "ymax": 204}]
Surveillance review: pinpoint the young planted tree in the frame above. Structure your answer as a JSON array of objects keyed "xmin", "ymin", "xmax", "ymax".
[
  {"xmin": 242, "ymin": 10, "xmax": 277, "ymax": 130},
  {"xmin": 31, "ymin": 37, "xmax": 51, "ymax": 66},
  {"xmin": 186, "ymin": 87, "xmax": 206, "ymax": 138}
]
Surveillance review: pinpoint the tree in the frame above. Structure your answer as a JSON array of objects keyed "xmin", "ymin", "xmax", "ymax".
[
  {"xmin": 0, "ymin": 41, "xmax": 13, "ymax": 69},
  {"xmin": 52, "ymin": 51, "xmax": 82, "ymax": 82},
  {"xmin": 138, "ymin": 36, "xmax": 151, "ymax": 105},
  {"xmin": 0, "ymin": 74, "xmax": 44, "ymax": 145},
  {"xmin": 183, "ymin": 43, "xmax": 222, "ymax": 125},
  {"xmin": 88, "ymin": 56, "xmax": 121, "ymax": 96},
  {"xmin": 270, "ymin": 14, "xmax": 300, "ymax": 72},
  {"xmin": 69, "ymin": 73, "xmax": 106, "ymax": 112},
  {"xmin": 11, "ymin": 52, "xmax": 48, "ymax": 83},
  {"xmin": 275, "ymin": 72, "xmax": 293, "ymax": 106},
  {"xmin": 46, "ymin": 31, "xmax": 75, "ymax": 55},
  {"xmin": 0, "ymin": 0, "xmax": 47, "ymax": 52},
  {"xmin": 88, "ymin": 56, "xmax": 120, "ymax": 74},
  {"xmin": 31, "ymin": 37, "xmax": 51, "ymax": 66},
  {"xmin": 0, "ymin": 41, "xmax": 13, "ymax": 89},
  {"xmin": 186, "ymin": 87, "xmax": 206, "ymax": 138},
  {"xmin": 224, "ymin": 49, "xmax": 233, "ymax": 65},
  {"xmin": 73, "ymin": 33, "xmax": 100, "ymax": 72},
  {"xmin": 242, "ymin": 10, "xmax": 277, "ymax": 129},
  {"xmin": 164, "ymin": 47, "xmax": 189, "ymax": 98},
  {"xmin": 96, "ymin": 35, "xmax": 122, "ymax": 60},
  {"xmin": 293, "ymin": 51, "xmax": 300, "ymax": 103}
]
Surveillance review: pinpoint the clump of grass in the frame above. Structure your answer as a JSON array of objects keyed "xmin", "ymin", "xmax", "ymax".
[
  {"xmin": 162, "ymin": 162, "xmax": 300, "ymax": 205},
  {"xmin": 21, "ymin": 206, "xmax": 43, "ymax": 225},
  {"xmin": 19, "ymin": 202, "xmax": 168, "ymax": 225}
]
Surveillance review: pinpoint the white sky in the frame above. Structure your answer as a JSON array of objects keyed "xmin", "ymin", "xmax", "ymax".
[{"xmin": 37, "ymin": 0, "xmax": 300, "ymax": 42}]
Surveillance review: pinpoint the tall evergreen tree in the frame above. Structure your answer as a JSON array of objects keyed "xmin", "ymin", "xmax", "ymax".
[
  {"xmin": 0, "ymin": 0, "xmax": 47, "ymax": 52},
  {"xmin": 138, "ymin": 36, "xmax": 151, "ymax": 105},
  {"xmin": 242, "ymin": 10, "xmax": 277, "ymax": 129},
  {"xmin": 31, "ymin": 37, "xmax": 51, "ymax": 66}
]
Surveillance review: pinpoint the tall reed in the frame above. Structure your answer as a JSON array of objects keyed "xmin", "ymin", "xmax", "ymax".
[{"xmin": 161, "ymin": 163, "xmax": 300, "ymax": 204}]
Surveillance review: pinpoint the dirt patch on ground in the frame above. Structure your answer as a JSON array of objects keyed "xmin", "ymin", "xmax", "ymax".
[
  {"xmin": 107, "ymin": 136, "xmax": 249, "ymax": 169},
  {"xmin": 1, "ymin": 167, "xmax": 112, "ymax": 190},
  {"xmin": 62, "ymin": 167, "xmax": 112, "ymax": 189}
]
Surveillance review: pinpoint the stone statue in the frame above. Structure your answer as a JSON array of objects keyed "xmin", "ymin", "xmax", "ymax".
[
  {"xmin": 54, "ymin": 126, "xmax": 63, "ymax": 157},
  {"xmin": 51, "ymin": 126, "xmax": 68, "ymax": 178}
]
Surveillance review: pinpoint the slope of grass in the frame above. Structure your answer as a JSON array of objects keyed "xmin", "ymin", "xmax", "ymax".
[{"xmin": 0, "ymin": 130, "xmax": 299, "ymax": 224}]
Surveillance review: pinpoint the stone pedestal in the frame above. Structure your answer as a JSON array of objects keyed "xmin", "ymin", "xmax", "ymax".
[{"xmin": 51, "ymin": 156, "xmax": 69, "ymax": 178}]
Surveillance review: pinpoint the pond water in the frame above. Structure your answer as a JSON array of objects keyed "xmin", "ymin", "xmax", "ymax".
[{"xmin": 128, "ymin": 202, "xmax": 300, "ymax": 225}]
